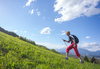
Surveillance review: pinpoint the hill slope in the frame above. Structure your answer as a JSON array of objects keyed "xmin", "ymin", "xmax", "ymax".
[{"xmin": 0, "ymin": 31, "xmax": 100, "ymax": 69}]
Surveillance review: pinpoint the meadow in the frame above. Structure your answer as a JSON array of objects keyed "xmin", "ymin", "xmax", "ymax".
[{"xmin": 0, "ymin": 31, "xmax": 100, "ymax": 69}]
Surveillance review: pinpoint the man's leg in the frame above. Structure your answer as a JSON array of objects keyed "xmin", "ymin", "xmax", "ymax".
[
  {"xmin": 66, "ymin": 52, "xmax": 68, "ymax": 57},
  {"xmin": 79, "ymin": 56, "xmax": 82, "ymax": 60},
  {"xmin": 73, "ymin": 45, "xmax": 84, "ymax": 63},
  {"xmin": 66, "ymin": 43, "xmax": 74, "ymax": 59},
  {"xmin": 73, "ymin": 44, "xmax": 80, "ymax": 57},
  {"xmin": 79, "ymin": 57, "xmax": 84, "ymax": 63}
]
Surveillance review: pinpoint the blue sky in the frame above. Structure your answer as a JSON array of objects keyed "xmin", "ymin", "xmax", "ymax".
[{"xmin": 0, "ymin": 0, "xmax": 100, "ymax": 51}]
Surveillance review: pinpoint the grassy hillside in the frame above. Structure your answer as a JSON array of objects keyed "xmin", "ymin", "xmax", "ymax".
[{"xmin": 0, "ymin": 31, "xmax": 100, "ymax": 69}]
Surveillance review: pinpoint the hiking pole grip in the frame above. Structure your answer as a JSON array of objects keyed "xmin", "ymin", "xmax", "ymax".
[{"xmin": 62, "ymin": 39, "xmax": 67, "ymax": 47}]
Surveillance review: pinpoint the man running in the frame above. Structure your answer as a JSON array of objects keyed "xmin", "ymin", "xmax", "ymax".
[{"xmin": 63, "ymin": 31, "xmax": 84, "ymax": 63}]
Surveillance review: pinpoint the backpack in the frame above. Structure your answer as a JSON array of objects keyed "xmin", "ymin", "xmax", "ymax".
[{"xmin": 72, "ymin": 35, "xmax": 79, "ymax": 44}]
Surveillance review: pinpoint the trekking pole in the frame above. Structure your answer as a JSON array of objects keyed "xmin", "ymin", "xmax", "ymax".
[{"xmin": 62, "ymin": 39, "xmax": 74, "ymax": 58}]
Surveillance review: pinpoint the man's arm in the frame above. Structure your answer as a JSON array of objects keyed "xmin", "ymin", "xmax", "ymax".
[
  {"xmin": 67, "ymin": 40, "xmax": 70, "ymax": 43},
  {"xmin": 63, "ymin": 39, "xmax": 70, "ymax": 43}
]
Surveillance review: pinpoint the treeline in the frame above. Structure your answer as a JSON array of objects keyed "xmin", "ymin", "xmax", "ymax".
[
  {"xmin": 19, "ymin": 36, "xmax": 36, "ymax": 45},
  {"xmin": 0, "ymin": 27, "xmax": 19, "ymax": 37},
  {"xmin": 84, "ymin": 55, "xmax": 100, "ymax": 64}
]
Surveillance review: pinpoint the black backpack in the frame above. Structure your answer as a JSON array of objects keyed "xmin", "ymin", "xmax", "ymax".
[{"xmin": 72, "ymin": 35, "xmax": 79, "ymax": 44}]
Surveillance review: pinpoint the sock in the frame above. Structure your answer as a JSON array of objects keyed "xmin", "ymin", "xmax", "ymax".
[
  {"xmin": 66, "ymin": 57, "xmax": 68, "ymax": 59},
  {"xmin": 80, "ymin": 60, "xmax": 82, "ymax": 62}
]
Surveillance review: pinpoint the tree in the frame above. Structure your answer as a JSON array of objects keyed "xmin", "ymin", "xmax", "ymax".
[
  {"xmin": 91, "ymin": 56, "xmax": 95, "ymax": 63},
  {"xmin": 84, "ymin": 55, "xmax": 89, "ymax": 62},
  {"xmin": 50, "ymin": 49, "xmax": 60, "ymax": 54}
]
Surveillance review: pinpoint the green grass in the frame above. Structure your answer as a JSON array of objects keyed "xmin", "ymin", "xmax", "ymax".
[{"xmin": 0, "ymin": 31, "xmax": 100, "ymax": 69}]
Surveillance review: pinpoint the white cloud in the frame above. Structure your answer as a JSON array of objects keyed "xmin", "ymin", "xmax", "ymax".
[
  {"xmin": 29, "ymin": 9, "xmax": 34, "ymax": 14},
  {"xmin": 54, "ymin": 0, "xmax": 100, "ymax": 23},
  {"xmin": 24, "ymin": 31, "xmax": 27, "ymax": 33},
  {"xmin": 40, "ymin": 27, "xmax": 51, "ymax": 34},
  {"xmin": 36, "ymin": 42, "xmax": 65, "ymax": 49},
  {"xmin": 25, "ymin": 0, "xmax": 36, "ymax": 7},
  {"xmin": 37, "ymin": 12, "xmax": 41, "ymax": 16},
  {"xmin": 86, "ymin": 36, "xmax": 90, "ymax": 39},
  {"xmin": 79, "ymin": 42, "xmax": 100, "ymax": 52},
  {"xmin": 20, "ymin": 31, "xmax": 27, "ymax": 33},
  {"xmin": 14, "ymin": 30, "xmax": 17, "ymax": 32},
  {"xmin": 61, "ymin": 30, "xmax": 66, "ymax": 35}
]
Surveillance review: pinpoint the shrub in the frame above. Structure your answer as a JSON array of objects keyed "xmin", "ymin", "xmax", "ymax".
[
  {"xmin": 84, "ymin": 55, "xmax": 89, "ymax": 62},
  {"xmin": 91, "ymin": 56, "xmax": 95, "ymax": 63},
  {"xmin": 50, "ymin": 49, "xmax": 60, "ymax": 54}
]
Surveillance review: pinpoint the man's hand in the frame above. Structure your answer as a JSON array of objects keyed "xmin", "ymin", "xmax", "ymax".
[
  {"xmin": 62, "ymin": 39, "xmax": 69, "ymax": 43},
  {"xmin": 63, "ymin": 39, "xmax": 66, "ymax": 42},
  {"xmin": 73, "ymin": 44, "xmax": 76, "ymax": 48}
]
